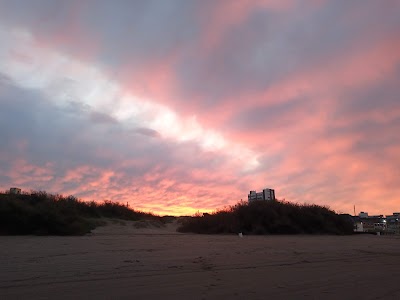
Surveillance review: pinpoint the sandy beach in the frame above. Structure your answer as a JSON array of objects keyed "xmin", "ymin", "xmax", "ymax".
[{"xmin": 1, "ymin": 221, "xmax": 399, "ymax": 300}]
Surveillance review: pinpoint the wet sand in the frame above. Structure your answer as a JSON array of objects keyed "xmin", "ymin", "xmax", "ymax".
[{"xmin": 1, "ymin": 221, "xmax": 399, "ymax": 299}]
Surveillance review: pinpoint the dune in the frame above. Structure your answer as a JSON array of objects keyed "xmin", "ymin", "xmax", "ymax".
[
  {"xmin": 0, "ymin": 221, "xmax": 399, "ymax": 299},
  {"xmin": 92, "ymin": 218, "xmax": 183, "ymax": 235}
]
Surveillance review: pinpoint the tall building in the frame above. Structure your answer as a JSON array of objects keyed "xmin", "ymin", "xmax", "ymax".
[{"xmin": 248, "ymin": 188, "xmax": 275, "ymax": 202}]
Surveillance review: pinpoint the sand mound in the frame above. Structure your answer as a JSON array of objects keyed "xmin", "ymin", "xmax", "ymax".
[{"xmin": 91, "ymin": 218, "xmax": 181, "ymax": 235}]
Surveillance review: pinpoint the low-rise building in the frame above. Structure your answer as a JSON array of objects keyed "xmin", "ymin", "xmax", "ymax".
[
  {"xmin": 9, "ymin": 187, "xmax": 21, "ymax": 194},
  {"xmin": 357, "ymin": 212, "xmax": 386, "ymax": 233},
  {"xmin": 351, "ymin": 216, "xmax": 364, "ymax": 232},
  {"xmin": 386, "ymin": 213, "xmax": 400, "ymax": 234}
]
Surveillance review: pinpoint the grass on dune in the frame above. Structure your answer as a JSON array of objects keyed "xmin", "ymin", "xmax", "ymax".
[
  {"xmin": 0, "ymin": 191, "xmax": 160, "ymax": 236},
  {"xmin": 177, "ymin": 200, "xmax": 354, "ymax": 235},
  {"xmin": 0, "ymin": 191, "xmax": 354, "ymax": 236}
]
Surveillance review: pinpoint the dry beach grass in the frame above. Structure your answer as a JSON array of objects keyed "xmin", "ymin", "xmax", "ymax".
[{"xmin": 1, "ymin": 220, "xmax": 400, "ymax": 299}]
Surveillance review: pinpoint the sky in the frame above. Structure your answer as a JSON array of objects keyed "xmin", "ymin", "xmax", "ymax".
[{"xmin": 0, "ymin": 0, "xmax": 399, "ymax": 216}]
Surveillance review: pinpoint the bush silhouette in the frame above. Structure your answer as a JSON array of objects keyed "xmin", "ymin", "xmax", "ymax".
[
  {"xmin": 0, "ymin": 191, "xmax": 158, "ymax": 235},
  {"xmin": 178, "ymin": 200, "xmax": 354, "ymax": 235}
]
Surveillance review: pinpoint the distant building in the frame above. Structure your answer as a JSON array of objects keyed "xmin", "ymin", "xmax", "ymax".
[
  {"xmin": 344, "ymin": 214, "xmax": 364, "ymax": 232},
  {"xmin": 248, "ymin": 188, "xmax": 275, "ymax": 202},
  {"xmin": 9, "ymin": 187, "xmax": 21, "ymax": 194},
  {"xmin": 357, "ymin": 213, "xmax": 386, "ymax": 233},
  {"xmin": 354, "ymin": 220, "xmax": 364, "ymax": 232},
  {"xmin": 386, "ymin": 213, "xmax": 400, "ymax": 234}
]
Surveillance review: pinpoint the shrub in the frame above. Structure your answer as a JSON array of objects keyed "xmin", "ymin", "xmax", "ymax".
[
  {"xmin": 0, "ymin": 191, "xmax": 160, "ymax": 235},
  {"xmin": 178, "ymin": 200, "xmax": 354, "ymax": 235}
]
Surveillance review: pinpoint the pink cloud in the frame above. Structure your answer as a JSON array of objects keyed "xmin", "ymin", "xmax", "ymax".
[
  {"xmin": 1, "ymin": 1, "xmax": 399, "ymax": 216},
  {"xmin": 198, "ymin": 0, "xmax": 295, "ymax": 52}
]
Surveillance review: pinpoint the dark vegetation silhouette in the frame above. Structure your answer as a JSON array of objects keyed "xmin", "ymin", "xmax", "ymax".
[
  {"xmin": 0, "ymin": 191, "xmax": 159, "ymax": 235},
  {"xmin": 178, "ymin": 200, "xmax": 354, "ymax": 235},
  {"xmin": 0, "ymin": 191, "xmax": 353, "ymax": 236}
]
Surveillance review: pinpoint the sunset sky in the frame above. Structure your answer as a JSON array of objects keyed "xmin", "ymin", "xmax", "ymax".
[{"xmin": 0, "ymin": 0, "xmax": 399, "ymax": 216}]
